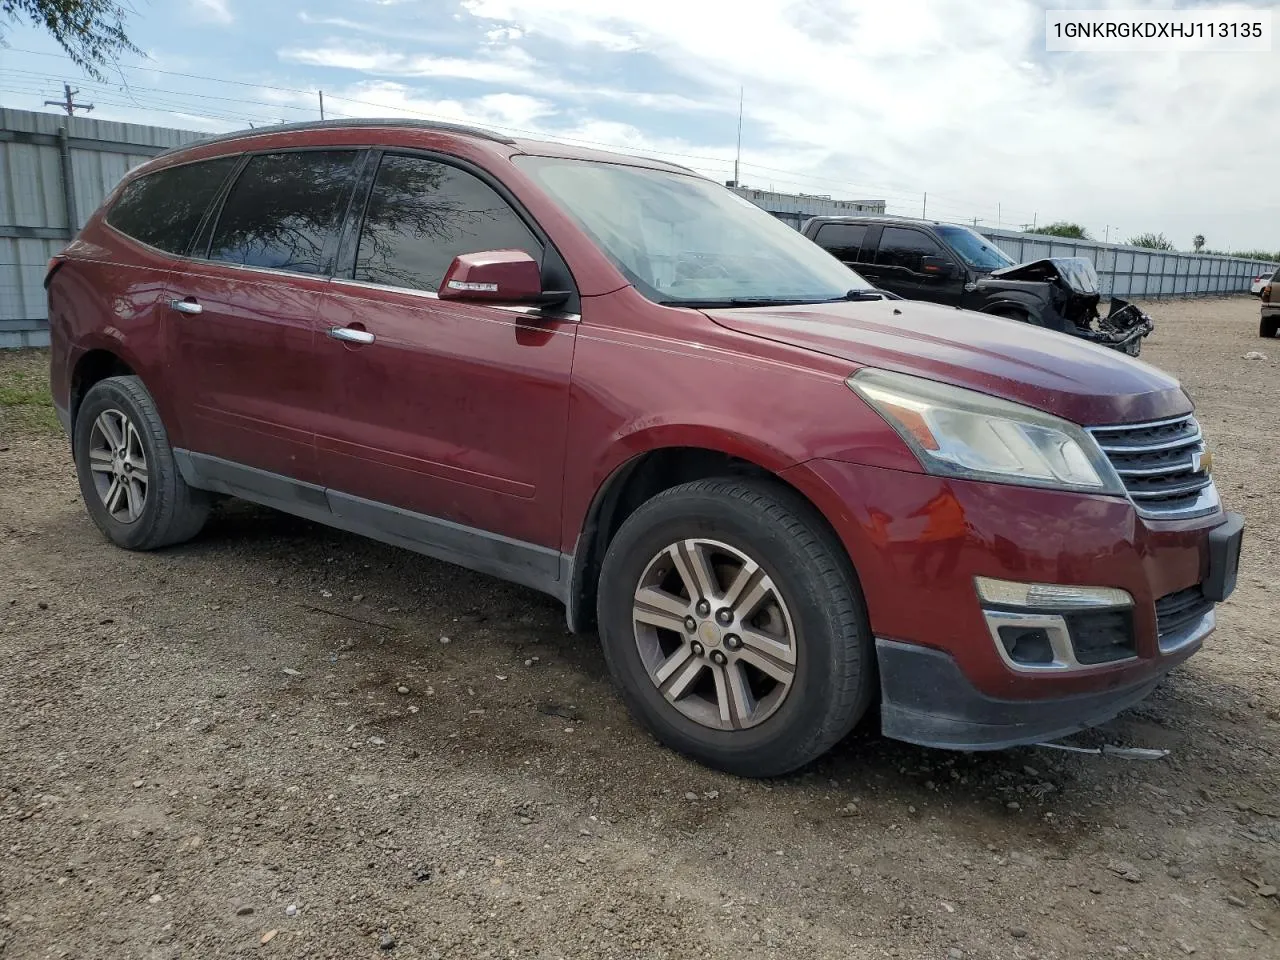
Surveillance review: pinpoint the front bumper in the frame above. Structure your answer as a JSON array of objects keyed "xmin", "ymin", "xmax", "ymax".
[
  {"xmin": 779, "ymin": 459, "xmax": 1242, "ymax": 749},
  {"xmin": 876, "ymin": 636, "xmax": 1188, "ymax": 749}
]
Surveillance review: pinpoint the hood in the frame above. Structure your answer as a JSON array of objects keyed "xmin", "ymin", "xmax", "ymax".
[
  {"xmin": 988, "ymin": 257, "xmax": 1100, "ymax": 297},
  {"xmin": 705, "ymin": 298, "xmax": 1189, "ymax": 426}
]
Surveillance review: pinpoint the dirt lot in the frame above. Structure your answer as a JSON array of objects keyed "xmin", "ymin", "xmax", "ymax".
[{"xmin": 2, "ymin": 297, "xmax": 1278, "ymax": 960}]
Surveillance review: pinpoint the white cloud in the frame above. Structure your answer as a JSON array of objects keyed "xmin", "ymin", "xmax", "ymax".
[
  {"xmin": 279, "ymin": 44, "xmax": 540, "ymax": 86},
  {"xmin": 190, "ymin": 0, "xmax": 234, "ymax": 24},
  {"xmin": 452, "ymin": 0, "xmax": 1280, "ymax": 248}
]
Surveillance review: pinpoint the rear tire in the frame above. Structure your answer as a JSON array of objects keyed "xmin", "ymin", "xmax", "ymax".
[
  {"xmin": 596, "ymin": 478, "xmax": 874, "ymax": 777},
  {"xmin": 1261, "ymin": 316, "xmax": 1279, "ymax": 338},
  {"xmin": 73, "ymin": 376, "xmax": 210, "ymax": 550}
]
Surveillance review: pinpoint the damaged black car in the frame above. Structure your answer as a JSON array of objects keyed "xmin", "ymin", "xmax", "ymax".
[{"xmin": 803, "ymin": 215, "xmax": 1153, "ymax": 355}]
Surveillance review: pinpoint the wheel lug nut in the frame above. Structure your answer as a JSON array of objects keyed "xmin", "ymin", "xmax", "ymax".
[
  {"xmin": 695, "ymin": 600, "xmax": 710, "ymax": 616},
  {"xmin": 716, "ymin": 608, "xmax": 733, "ymax": 625},
  {"xmin": 725, "ymin": 635, "xmax": 742, "ymax": 650},
  {"xmin": 690, "ymin": 641, "xmax": 705, "ymax": 657},
  {"xmin": 684, "ymin": 616, "xmax": 697, "ymax": 632},
  {"xmin": 710, "ymin": 650, "xmax": 727, "ymax": 666}
]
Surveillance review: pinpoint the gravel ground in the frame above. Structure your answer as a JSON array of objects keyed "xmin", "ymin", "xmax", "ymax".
[{"xmin": 2, "ymin": 296, "xmax": 1278, "ymax": 960}]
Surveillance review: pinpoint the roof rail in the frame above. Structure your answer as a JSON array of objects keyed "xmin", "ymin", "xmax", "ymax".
[{"xmin": 157, "ymin": 117, "xmax": 517, "ymax": 156}]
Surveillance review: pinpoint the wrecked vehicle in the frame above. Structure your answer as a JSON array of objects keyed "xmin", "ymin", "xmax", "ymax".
[{"xmin": 803, "ymin": 215, "xmax": 1153, "ymax": 355}]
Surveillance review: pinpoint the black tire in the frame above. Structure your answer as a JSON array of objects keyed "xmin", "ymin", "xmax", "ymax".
[
  {"xmin": 1261, "ymin": 316, "xmax": 1279, "ymax": 338},
  {"xmin": 73, "ymin": 375, "xmax": 210, "ymax": 550},
  {"xmin": 596, "ymin": 478, "xmax": 874, "ymax": 777}
]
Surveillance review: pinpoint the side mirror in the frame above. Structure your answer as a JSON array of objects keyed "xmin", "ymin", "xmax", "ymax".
[
  {"xmin": 919, "ymin": 255, "xmax": 958, "ymax": 278},
  {"xmin": 438, "ymin": 249, "xmax": 570, "ymax": 306}
]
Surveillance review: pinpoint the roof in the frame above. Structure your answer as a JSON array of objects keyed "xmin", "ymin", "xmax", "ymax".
[
  {"xmin": 157, "ymin": 117, "xmax": 517, "ymax": 156},
  {"xmin": 156, "ymin": 117, "xmax": 699, "ymax": 176},
  {"xmin": 808, "ymin": 214, "xmax": 948, "ymax": 227}
]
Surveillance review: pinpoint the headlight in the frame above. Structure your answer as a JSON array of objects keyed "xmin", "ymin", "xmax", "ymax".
[{"xmin": 847, "ymin": 368, "xmax": 1125, "ymax": 494}]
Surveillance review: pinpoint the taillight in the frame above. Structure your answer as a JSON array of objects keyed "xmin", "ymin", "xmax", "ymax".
[
  {"xmin": 1264, "ymin": 284, "xmax": 1273, "ymax": 303},
  {"xmin": 44, "ymin": 255, "xmax": 64, "ymax": 289}
]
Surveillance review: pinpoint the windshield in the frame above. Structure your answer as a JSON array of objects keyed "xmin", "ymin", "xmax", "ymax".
[
  {"xmin": 936, "ymin": 225, "xmax": 1016, "ymax": 272},
  {"xmin": 513, "ymin": 155, "xmax": 873, "ymax": 305}
]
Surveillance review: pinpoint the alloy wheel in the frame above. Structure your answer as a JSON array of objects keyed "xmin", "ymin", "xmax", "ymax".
[
  {"xmin": 631, "ymin": 538, "xmax": 797, "ymax": 730},
  {"xmin": 87, "ymin": 409, "xmax": 149, "ymax": 524}
]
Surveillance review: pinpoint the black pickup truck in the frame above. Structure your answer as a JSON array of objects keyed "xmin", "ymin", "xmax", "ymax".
[{"xmin": 803, "ymin": 215, "xmax": 1153, "ymax": 355}]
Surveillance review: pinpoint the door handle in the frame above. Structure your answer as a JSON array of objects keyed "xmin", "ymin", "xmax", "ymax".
[
  {"xmin": 327, "ymin": 326, "xmax": 375, "ymax": 345},
  {"xmin": 168, "ymin": 299, "xmax": 202, "ymax": 315}
]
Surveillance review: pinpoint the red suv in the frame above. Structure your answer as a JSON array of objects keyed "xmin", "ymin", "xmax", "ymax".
[{"xmin": 47, "ymin": 120, "xmax": 1243, "ymax": 776}]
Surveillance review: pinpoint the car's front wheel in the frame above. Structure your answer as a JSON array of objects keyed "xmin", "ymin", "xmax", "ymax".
[
  {"xmin": 73, "ymin": 375, "xmax": 210, "ymax": 550},
  {"xmin": 596, "ymin": 478, "xmax": 874, "ymax": 777}
]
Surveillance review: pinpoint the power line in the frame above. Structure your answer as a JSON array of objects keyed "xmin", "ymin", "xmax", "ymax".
[{"xmin": 3, "ymin": 47, "xmax": 1037, "ymax": 224}]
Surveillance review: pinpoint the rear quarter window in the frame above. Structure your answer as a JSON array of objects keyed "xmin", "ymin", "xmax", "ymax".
[
  {"xmin": 106, "ymin": 157, "xmax": 239, "ymax": 255},
  {"xmin": 813, "ymin": 222, "xmax": 870, "ymax": 263}
]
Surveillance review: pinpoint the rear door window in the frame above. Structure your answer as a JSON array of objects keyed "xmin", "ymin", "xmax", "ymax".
[
  {"xmin": 813, "ymin": 222, "xmax": 870, "ymax": 263},
  {"xmin": 877, "ymin": 227, "xmax": 946, "ymax": 272},
  {"xmin": 106, "ymin": 157, "xmax": 239, "ymax": 255},
  {"xmin": 207, "ymin": 150, "xmax": 361, "ymax": 275},
  {"xmin": 353, "ymin": 154, "xmax": 541, "ymax": 293}
]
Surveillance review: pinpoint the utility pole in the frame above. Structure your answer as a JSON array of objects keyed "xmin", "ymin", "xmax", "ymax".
[
  {"xmin": 732, "ymin": 87, "xmax": 743, "ymax": 188},
  {"xmin": 997, "ymin": 202, "xmax": 1002, "ymax": 229},
  {"xmin": 1104, "ymin": 224, "xmax": 1111, "ymax": 243},
  {"xmin": 922, "ymin": 192, "xmax": 927, "ymax": 219},
  {"xmin": 319, "ymin": 90, "xmax": 325, "ymax": 120},
  {"xmin": 44, "ymin": 82, "xmax": 93, "ymax": 117}
]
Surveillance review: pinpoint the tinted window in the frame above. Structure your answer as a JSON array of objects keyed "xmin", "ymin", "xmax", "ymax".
[
  {"xmin": 106, "ymin": 157, "xmax": 238, "ymax": 254},
  {"xmin": 207, "ymin": 151, "xmax": 360, "ymax": 274},
  {"xmin": 354, "ymin": 154, "xmax": 540, "ymax": 292},
  {"xmin": 814, "ymin": 223, "xmax": 870, "ymax": 263},
  {"xmin": 877, "ymin": 227, "xmax": 946, "ymax": 272}
]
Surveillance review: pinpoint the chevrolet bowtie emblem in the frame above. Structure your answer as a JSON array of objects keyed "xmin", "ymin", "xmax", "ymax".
[{"xmin": 1192, "ymin": 449, "xmax": 1214, "ymax": 474}]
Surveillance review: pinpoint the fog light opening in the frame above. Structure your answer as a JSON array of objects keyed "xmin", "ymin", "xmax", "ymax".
[{"xmin": 998, "ymin": 626, "xmax": 1056, "ymax": 665}]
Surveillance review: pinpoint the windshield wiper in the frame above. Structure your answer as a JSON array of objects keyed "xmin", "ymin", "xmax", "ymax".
[{"xmin": 657, "ymin": 290, "xmax": 893, "ymax": 309}]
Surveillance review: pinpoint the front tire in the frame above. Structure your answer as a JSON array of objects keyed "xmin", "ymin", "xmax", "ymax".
[
  {"xmin": 596, "ymin": 478, "xmax": 874, "ymax": 777},
  {"xmin": 73, "ymin": 376, "xmax": 210, "ymax": 550}
]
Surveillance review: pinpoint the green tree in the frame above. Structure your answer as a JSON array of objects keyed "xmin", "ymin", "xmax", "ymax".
[
  {"xmin": 1192, "ymin": 234, "xmax": 1205, "ymax": 252},
  {"xmin": 1, "ymin": 1, "xmax": 140, "ymax": 80},
  {"xmin": 1030, "ymin": 221, "xmax": 1091, "ymax": 240},
  {"xmin": 1128, "ymin": 232, "xmax": 1175, "ymax": 251}
]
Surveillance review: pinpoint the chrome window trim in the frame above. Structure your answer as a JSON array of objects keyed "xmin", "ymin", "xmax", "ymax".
[{"xmin": 328, "ymin": 275, "xmax": 581, "ymax": 322}]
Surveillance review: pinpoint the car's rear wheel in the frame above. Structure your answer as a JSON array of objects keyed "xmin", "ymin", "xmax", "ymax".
[
  {"xmin": 73, "ymin": 376, "xmax": 210, "ymax": 550},
  {"xmin": 1261, "ymin": 316, "xmax": 1279, "ymax": 338},
  {"xmin": 596, "ymin": 478, "xmax": 874, "ymax": 777}
]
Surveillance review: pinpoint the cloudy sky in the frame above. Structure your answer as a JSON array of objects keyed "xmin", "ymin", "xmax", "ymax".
[{"xmin": 2, "ymin": 0, "xmax": 1278, "ymax": 250}]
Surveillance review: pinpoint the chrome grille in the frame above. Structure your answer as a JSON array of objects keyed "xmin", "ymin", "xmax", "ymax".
[{"xmin": 1088, "ymin": 414, "xmax": 1219, "ymax": 520}]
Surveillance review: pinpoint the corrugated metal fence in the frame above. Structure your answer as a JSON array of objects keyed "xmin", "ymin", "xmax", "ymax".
[
  {"xmin": 978, "ymin": 228, "xmax": 1276, "ymax": 300},
  {"xmin": 1, "ymin": 107, "xmax": 204, "ymax": 348},
  {"xmin": 2, "ymin": 106, "xmax": 1276, "ymax": 347}
]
